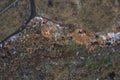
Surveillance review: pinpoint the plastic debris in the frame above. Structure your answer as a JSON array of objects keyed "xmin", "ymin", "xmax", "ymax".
[
  {"xmin": 8, "ymin": 33, "xmax": 22, "ymax": 42},
  {"xmin": 2, "ymin": 15, "xmax": 120, "ymax": 52},
  {"xmin": 107, "ymin": 32, "xmax": 117, "ymax": 39},
  {"xmin": 34, "ymin": 16, "xmax": 43, "ymax": 21},
  {"xmin": 99, "ymin": 34, "xmax": 107, "ymax": 40},
  {"xmin": 8, "ymin": 35, "xmax": 17, "ymax": 41},
  {"xmin": 0, "ymin": 41, "xmax": 4, "ymax": 48},
  {"xmin": 4, "ymin": 42, "xmax": 10, "ymax": 49},
  {"xmin": 116, "ymin": 32, "xmax": 120, "ymax": 40},
  {"xmin": 54, "ymin": 32, "xmax": 59, "ymax": 41},
  {"xmin": 9, "ymin": 47, "xmax": 17, "ymax": 55}
]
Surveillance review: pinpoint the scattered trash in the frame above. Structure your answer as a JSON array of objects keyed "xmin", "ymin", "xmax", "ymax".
[
  {"xmin": 71, "ymin": 29, "xmax": 92, "ymax": 46},
  {"xmin": 34, "ymin": 16, "xmax": 43, "ymax": 21},
  {"xmin": 4, "ymin": 42, "xmax": 11, "ymax": 49},
  {"xmin": 99, "ymin": 34, "xmax": 107, "ymax": 40},
  {"xmin": 8, "ymin": 32, "xmax": 22, "ymax": 42},
  {"xmin": 2, "ymin": 15, "xmax": 120, "ymax": 52},
  {"xmin": 0, "ymin": 44, "xmax": 2, "ymax": 48},
  {"xmin": 0, "ymin": 41, "xmax": 4, "ymax": 48},
  {"xmin": 8, "ymin": 35, "xmax": 17, "ymax": 41},
  {"xmin": 107, "ymin": 32, "xmax": 116, "ymax": 39},
  {"xmin": 54, "ymin": 32, "xmax": 59, "ymax": 41},
  {"xmin": 91, "ymin": 41, "xmax": 100, "ymax": 46},
  {"xmin": 116, "ymin": 32, "xmax": 120, "ymax": 40},
  {"xmin": 9, "ymin": 47, "xmax": 17, "ymax": 55}
]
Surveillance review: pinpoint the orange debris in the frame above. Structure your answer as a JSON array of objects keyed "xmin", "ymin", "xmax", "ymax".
[
  {"xmin": 71, "ymin": 29, "xmax": 92, "ymax": 46},
  {"xmin": 41, "ymin": 25, "xmax": 54, "ymax": 40},
  {"xmin": 97, "ymin": 38, "xmax": 105, "ymax": 45}
]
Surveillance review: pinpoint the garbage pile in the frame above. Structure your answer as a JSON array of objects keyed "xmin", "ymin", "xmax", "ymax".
[
  {"xmin": 1, "ymin": 16, "xmax": 120, "ymax": 52},
  {"xmin": 91, "ymin": 27, "xmax": 120, "ymax": 47}
]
